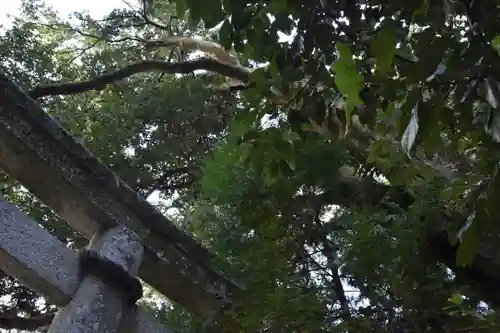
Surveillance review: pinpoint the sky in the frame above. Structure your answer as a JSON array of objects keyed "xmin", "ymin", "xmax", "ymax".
[{"xmin": 1, "ymin": 0, "xmax": 127, "ymax": 26}]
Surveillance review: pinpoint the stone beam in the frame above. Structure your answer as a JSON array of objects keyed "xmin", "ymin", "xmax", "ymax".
[
  {"xmin": 0, "ymin": 72, "xmax": 240, "ymax": 317},
  {"xmin": 0, "ymin": 194, "xmax": 176, "ymax": 333}
]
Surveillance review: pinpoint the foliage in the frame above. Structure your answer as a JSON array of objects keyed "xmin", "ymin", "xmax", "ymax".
[
  {"xmin": 0, "ymin": 1, "xmax": 239, "ymax": 328},
  {"xmin": 2, "ymin": 0, "xmax": 500, "ymax": 332}
]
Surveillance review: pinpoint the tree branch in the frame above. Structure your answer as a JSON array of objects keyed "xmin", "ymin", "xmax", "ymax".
[
  {"xmin": 29, "ymin": 58, "xmax": 250, "ymax": 99},
  {"xmin": 0, "ymin": 313, "xmax": 55, "ymax": 330},
  {"xmin": 306, "ymin": 176, "xmax": 500, "ymax": 309},
  {"xmin": 322, "ymin": 241, "xmax": 351, "ymax": 319}
]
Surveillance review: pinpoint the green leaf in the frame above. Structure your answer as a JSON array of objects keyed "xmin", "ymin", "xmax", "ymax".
[
  {"xmin": 238, "ymin": 143, "xmax": 254, "ymax": 165},
  {"xmin": 269, "ymin": 57, "xmax": 282, "ymax": 83},
  {"xmin": 456, "ymin": 226, "xmax": 478, "ymax": 267},
  {"xmin": 448, "ymin": 293, "xmax": 463, "ymax": 305},
  {"xmin": 186, "ymin": 0, "xmax": 202, "ymax": 25},
  {"xmin": 283, "ymin": 130, "xmax": 301, "ymax": 142},
  {"xmin": 492, "ymin": 34, "xmax": 500, "ymax": 56},
  {"xmin": 412, "ymin": 0, "xmax": 429, "ymax": 20},
  {"xmin": 332, "ymin": 43, "xmax": 365, "ymax": 120},
  {"xmin": 278, "ymin": 158, "xmax": 294, "ymax": 177},
  {"xmin": 371, "ymin": 22, "xmax": 397, "ymax": 73},
  {"xmin": 419, "ymin": 93, "xmax": 444, "ymax": 152},
  {"xmin": 336, "ymin": 43, "xmax": 354, "ymax": 64},
  {"xmin": 442, "ymin": 0, "xmax": 454, "ymax": 17},
  {"xmin": 175, "ymin": 0, "xmax": 186, "ymax": 17},
  {"xmin": 367, "ymin": 139, "xmax": 392, "ymax": 164},
  {"xmin": 265, "ymin": 159, "xmax": 281, "ymax": 186},
  {"xmin": 269, "ymin": 0, "xmax": 288, "ymax": 12},
  {"xmin": 274, "ymin": 139, "xmax": 295, "ymax": 170},
  {"xmin": 219, "ymin": 20, "xmax": 233, "ymax": 50},
  {"xmin": 249, "ymin": 67, "xmax": 269, "ymax": 86},
  {"xmin": 240, "ymin": 129, "xmax": 261, "ymax": 143},
  {"xmin": 266, "ymin": 126, "xmax": 282, "ymax": 142}
]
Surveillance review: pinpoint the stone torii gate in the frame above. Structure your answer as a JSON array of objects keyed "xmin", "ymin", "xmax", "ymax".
[{"xmin": 0, "ymin": 72, "xmax": 242, "ymax": 332}]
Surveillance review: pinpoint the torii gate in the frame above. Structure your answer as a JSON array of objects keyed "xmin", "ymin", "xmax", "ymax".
[{"xmin": 0, "ymin": 72, "xmax": 242, "ymax": 333}]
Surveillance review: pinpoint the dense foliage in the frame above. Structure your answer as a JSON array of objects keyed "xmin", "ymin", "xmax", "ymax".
[{"xmin": 2, "ymin": 0, "xmax": 500, "ymax": 332}]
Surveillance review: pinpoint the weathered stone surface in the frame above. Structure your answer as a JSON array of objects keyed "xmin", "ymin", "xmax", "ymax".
[
  {"xmin": 0, "ymin": 195, "xmax": 79, "ymax": 305},
  {"xmin": 0, "ymin": 196, "xmax": 176, "ymax": 333},
  {"xmin": 121, "ymin": 307, "xmax": 177, "ymax": 333},
  {"xmin": 48, "ymin": 226, "xmax": 143, "ymax": 333},
  {"xmin": 0, "ymin": 72, "xmax": 241, "ymax": 316}
]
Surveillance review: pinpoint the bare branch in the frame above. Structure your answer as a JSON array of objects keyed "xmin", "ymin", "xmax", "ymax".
[
  {"xmin": 0, "ymin": 313, "xmax": 55, "ymax": 330},
  {"xmin": 67, "ymin": 39, "xmax": 100, "ymax": 63},
  {"xmin": 42, "ymin": 22, "xmax": 144, "ymax": 44},
  {"xmin": 323, "ymin": 241, "xmax": 351, "ymax": 319},
  {"xmin": 29, "ymin": 58, "xmax": 250, "ymax": 98}
]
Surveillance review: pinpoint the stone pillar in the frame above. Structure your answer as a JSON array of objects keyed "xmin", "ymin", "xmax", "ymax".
[{"xmin": 48, "ymin": 225, "xmax": 144, "ymax": 333}]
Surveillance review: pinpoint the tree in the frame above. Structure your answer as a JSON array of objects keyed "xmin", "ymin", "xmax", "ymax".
[
  {"xmin": 183, "ymin": 128, "xmax": 500, "ymax": 333},
  {"xmin": 0, "ymin": 1, "xmax": 239, "ymax": 329},
  {"xmin": 2, "ymin": 0, "xmax": 500, "ymax": 332}
]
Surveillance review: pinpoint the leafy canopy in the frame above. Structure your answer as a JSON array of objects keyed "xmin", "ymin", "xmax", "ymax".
[{"xmin": 2, "ymin": 0, "xmax": 500, "ymax": 332}]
